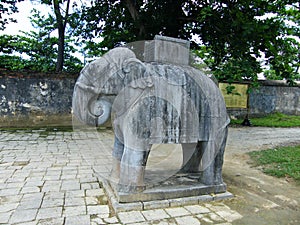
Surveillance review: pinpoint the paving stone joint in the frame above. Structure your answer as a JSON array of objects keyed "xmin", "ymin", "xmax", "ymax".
[{"xmin": 0, "ymin": 129, "xmax": 242, "ymax": 224}]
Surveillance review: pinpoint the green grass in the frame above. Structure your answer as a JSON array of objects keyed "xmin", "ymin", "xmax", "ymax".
[
  {"xmin": 248, "ymin": 145, "xmax": 300, "ymax": 184},
  {"xmin": 230, "ymin": 112, "xmax": 300, "ymax": 127}
]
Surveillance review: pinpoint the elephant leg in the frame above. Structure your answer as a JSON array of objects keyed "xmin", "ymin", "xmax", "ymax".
[
  {"xmin": 110, "ymin": 135, "xmax": 124, "ymax": 183},
  {"xmin": 199, "ymin": 127, "xmax": 228, "ymax": 185},
  {"xmin": 119, "ymin": 145, "xmax": 150, "ymax": 192},
  {"xmin": 197, "ymin": 141, "xmax": 215, "ymax": 185},
  {"xmin": 180, "ymin": 143, "xmax": 200, "ymax": 173},
  {"xmin": 180, "ymin": 141, "xmax": 220, "ymax": 185},
  {"xmin": 213, "ymin": 127, "xmax": 228, "ymax": 185}
]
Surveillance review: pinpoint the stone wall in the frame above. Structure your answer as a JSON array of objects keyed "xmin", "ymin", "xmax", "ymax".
[
  {"xmin": 0, "ymin": 77, "xmax": 299, "ymax": 127},
  {"xmin": 228, "ymin": 80, "xmax": 300, "ymax": 118},
  {"xmin": 0, "ymin": 77, "xmax": 75, "ymax": 127},
  {"xmin": 0, "ymin": 77, "xmax": 75, "ymax": 115},
  {"xmin": 249, "ymin": 80, "xmax": 300, "ymax": 116}
]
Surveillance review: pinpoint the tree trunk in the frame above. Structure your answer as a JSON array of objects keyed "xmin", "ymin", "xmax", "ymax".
[
  {"xmin": 124, "ymin": 0, "xmax": 145, "ymax": 40},
  {"xmin": 56, "ymin": 26, "xmax": 65, "ymax": 72},
  {"xmin": 53, "ymin": 0, "xmax": 70, "ymax": 72}
]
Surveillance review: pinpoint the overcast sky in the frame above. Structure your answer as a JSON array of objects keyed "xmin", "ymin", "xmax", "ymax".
[{"xmin": 0, "ymin": 1, "xmax": 50, "ymax": 36}]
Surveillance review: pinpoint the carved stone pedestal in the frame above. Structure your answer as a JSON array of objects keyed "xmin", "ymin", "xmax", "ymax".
[{"xmin": 102, "ymin": 172, "xmax": 232, "ymax": 212}]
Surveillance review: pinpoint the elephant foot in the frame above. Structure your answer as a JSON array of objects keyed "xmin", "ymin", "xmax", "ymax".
[
  {"xmin": 198, "ymin": 168, "xmax": 223, "ymax": 186},
  {"xmin": 118, "ymin": 165, "xmax": 146, "ymax": 193}
]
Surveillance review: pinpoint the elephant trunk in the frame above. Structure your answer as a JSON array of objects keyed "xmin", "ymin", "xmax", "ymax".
[{"xmin": 72, "ymin": 83, "xmax": 112, "ymax": 126}]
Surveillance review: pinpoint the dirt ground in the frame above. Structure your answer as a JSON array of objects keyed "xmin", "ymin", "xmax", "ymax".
[{"xmin": 222, "ymin": 127, "xmax": 300, "ymax": 225}]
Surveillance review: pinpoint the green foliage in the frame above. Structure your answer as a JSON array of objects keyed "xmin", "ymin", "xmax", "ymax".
[
  {"xmin": 1, "ymin": 0, "xmax": 299, "ymax": 80},
  {"xmin": 0, "ymin": 33, "xmax": 56, "ymax": 71},
  {"xmin": 0, "ymin": 55, "xmax": 26, "ymax": 71},
  {"xmin": 192, "ymin": 0, "xmax": 300, "ymax": 84},
  {"xmin": 231, "ymin": 112, "xmax": 300, "ymax": 127},
  {"xmin": 263, "ymin": 37, "xmax": 300, "ymax": 84},
  {"xmin": 248, "ymin": 146, "xmax": 300, "ymax": 183},
  {"xmin": 77, "ymin": 0, "xmax": 192, "ymax": 54},
  {"xmin": 0, "ymin": 3, "xmax": 83, "ymax": 74},
  {"xmin": 79, "ymin": 0, "xmax": 299, "ymax": 84},
  {"xmin": 0, "ymin": 0, "xmax": 24, "ymax": 30},
  {"xmin": 0, "ymin": 32, "xmax": 83, "ymax": 73}
]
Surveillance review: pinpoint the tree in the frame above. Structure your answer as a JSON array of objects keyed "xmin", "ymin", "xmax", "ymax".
[
  {"xmin": 79, "ymin": 0, "xmax": 299, "ymax": 84},
  {"xmin": 0, "ymin": 7, "xmax": 83, "ymax": 73},
  {"xmin": 78, "ymin": 0, "xmax": 189, "ymax": 52},
  {"xmin": 31, "ymin": 0, "xmax": 81, "ymax": 72},
  {"xmin": 0, "ymin": 31, "xmax": 82, "ymax": 72},
  {"xmin": 36, "ymin": 0, "xmax": 72, "ymax": 72},
  {"xmin": 0, "ymin": 0, "xmax": 24, "ymax": 30},
  {"xmin": 1, "ymin": 0, "xmax": 299, "ymax": 82},
  {"xmin": 0, "ymin": 32, "xmax": 58, "ymax": 71},
  {"xmin": 52, "ymin": 0, "xmax": 70, "ymax": 72}
]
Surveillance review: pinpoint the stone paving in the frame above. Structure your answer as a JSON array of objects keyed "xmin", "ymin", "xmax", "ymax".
[{"xmin": 1, "ymin": 128, "xmax": 243, "ymax": 225}]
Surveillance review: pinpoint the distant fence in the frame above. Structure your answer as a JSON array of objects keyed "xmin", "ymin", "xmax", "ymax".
[{"xmin": 0, "ymin": 77, "xmax": 299, "ymax": 126}]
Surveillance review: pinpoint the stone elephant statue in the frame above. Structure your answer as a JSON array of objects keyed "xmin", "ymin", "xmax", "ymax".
[{"xmin": 72, "ymin": 46, "xmax": 230, "ymax": 192}]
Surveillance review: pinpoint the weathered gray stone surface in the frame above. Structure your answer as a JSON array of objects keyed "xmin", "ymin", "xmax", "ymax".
[
  {"xmin": 249, "ymin": 80, "xmax": 300, "ymax": 116},
  {"xmin": 0, "ymin": 78, "xmax": 75, "ymax": 116},
  {"xmin": 72, "ymin": 36, "xmax": 230, "ymax": 198},
  {"xmin": 144, "ymin": 35, "xmax": 190, "ymax": 65}
]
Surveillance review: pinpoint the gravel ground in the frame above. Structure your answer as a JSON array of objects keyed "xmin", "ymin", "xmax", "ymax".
[{"xmin": 222, "ymin": 126, "xmax": 300, "ymax": 225}]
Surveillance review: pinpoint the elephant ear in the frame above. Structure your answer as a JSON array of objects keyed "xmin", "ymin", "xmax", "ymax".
[{"xmin": 122, "ymin": 58, "xmax": 154, "ymax": 89}]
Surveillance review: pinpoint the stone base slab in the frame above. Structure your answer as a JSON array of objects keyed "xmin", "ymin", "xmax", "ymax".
[
  {"xmin": 101, "ymin": 174, "xmax": 233, "ymax": 213},
  {"xmin": 116, "ymin": 183, "xmax": 227, "ymax": 203}
]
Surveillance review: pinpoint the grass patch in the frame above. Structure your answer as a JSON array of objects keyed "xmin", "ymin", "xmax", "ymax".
[
  {"xmin": 230, "ymin": 112, "xmax": 300, "ymax": 127},
  {"xmin": 248, "ymin": 145, "xmax": 300, "ymax": 184}
]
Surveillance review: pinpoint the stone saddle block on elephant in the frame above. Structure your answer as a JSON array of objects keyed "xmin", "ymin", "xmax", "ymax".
[{"xmin": 72, "ymin": 47, "xmax": 230, "ymax": 192}]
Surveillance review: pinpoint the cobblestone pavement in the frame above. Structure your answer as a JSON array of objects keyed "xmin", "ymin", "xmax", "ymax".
[{"xmin": 0, "ymin": 127, "xmax": 299, "ymax": 225}]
